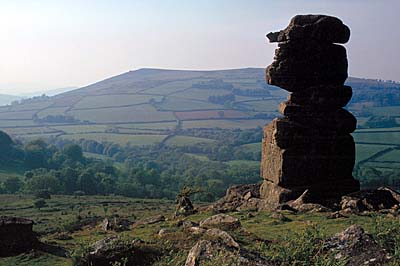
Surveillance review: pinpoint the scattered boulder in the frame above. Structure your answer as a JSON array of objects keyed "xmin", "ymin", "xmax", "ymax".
[
  {"xmin": 284, "ymin": 190, "xmax": 331, "ymax": 213},
  {"xmin": 274, "ymin": 203, "xmax": 298, "ymax": 213},
  {"xmin": 186, "ymin": 226, "xmax": 207, "ymax": 235},
  {"xmin": 133, "ymin": 215, "xmax": 165, "ymax": 227},
  {"xmin": 341, "ymin": 189, "xmax": 399, "ymax": 213},
  {"xmin": 209, "ymin": 183, "xmax": 261, "ymax": 213},
  {"xmin": 199, "ymin": 214, "xmax": 241, "ymax": 230},
  {"xmin": 270, "ymin": 212, "xmax": 292, "ymax": 222},
  {"xmin": 86, "ymin": 236, "xmax": 130, "ymax": 266},
  {"xmin": 175, "ymin": 195, "xmax": 196, "ymax": 217},
  {"xmin": 185, "ymin": 240, "xmax": 236, "ymax": 266},
  {"xmin": 327, "ymin": 211, "xmax": 348, "ymax": 219},
  {"xmin": 178, "ymin": 220, "xmax": 199, "ymax": 229},
  {"xmin": 0, "ymin": 216, "xmax": 37, "ymax": 257},
  {"xmin": 205, "ymin": 228, "xmax": 240, "ymax": 249},
  {"xmin": 185, "ymin": 239, "xmax": 272, "ymax": 266},
  {"xmin": 101, "ymin": 217, "xmax": 131, "ymax": 232},
  {"xmin": 325, "ymin": 225, "xmax": 389, "ymax": 266},
  {"xmin": 82, "ymin": 236, "xmax": 162, "ymax": 266},
  {"xmin": 158, "ymin": 229, "xmax": 168, "ymax": 237},
  {"xmin": 101, "ymin": 218, "xmax": 110, "ymax": 231},
  {"xmin": 293, "ymin": 203, "xmax": 331, "ymax": 213},
  {"xmin": 378, "ymin": 186, "xmax": 400, "ymax": 203}
]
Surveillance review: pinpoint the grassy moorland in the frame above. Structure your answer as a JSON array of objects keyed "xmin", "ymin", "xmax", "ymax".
[{"xmin": 0, "ymin": 194, "xmax": 399, "ymax": 266}]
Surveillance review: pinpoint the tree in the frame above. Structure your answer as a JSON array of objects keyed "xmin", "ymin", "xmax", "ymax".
[
  {"xmin": 24, "ymin": 171, "xmax": 34, "ymax": 179},
  {"xmin": 24, "ymin": 139, "xmax": 50, "ymax": 168},
  {"xmin": 0, "ymin": 130, "xmax": 13, "ymax": 149},
  {"xmin": 78, "ymin": 170, "xmax": 97, "ymax": 195},
  {"xmin": 34, "ymin": 199, "xmax": 47, "ymax": 210},
  {"xmin": 61, "ymin": 167, "xmax": 79, "ymax": 194},
  {"xmin": 3, "ymin": 176, "xmax": 22, "ymax": 193},
  {"xmin": 35, "ymin": 189, "xmax": 51, "ymax": 199},
  {"xmin": 26, "ymin": 174, "xmax": 61, "ymax": 194},
  {"xmin": 62, "ymin": 144, "xmax": 83, "ymax": 162}
]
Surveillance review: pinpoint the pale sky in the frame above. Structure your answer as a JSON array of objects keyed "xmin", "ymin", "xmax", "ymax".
[{"xmin": 0, "ymin": 0, "xmax": 399, "ymax": 94}]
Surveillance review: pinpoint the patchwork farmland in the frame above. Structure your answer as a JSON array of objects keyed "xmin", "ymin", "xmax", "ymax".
[{"xmin": 0, "ymin": 68, "xmax": 399, "ymax": 178}]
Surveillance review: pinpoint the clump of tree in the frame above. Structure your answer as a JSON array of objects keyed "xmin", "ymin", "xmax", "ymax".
[
  {"xmin": 208, "ymin": 94, "xmax": 235, "ymax": 104},
  {"xmin": 192, "ymin": 79, "xmax": 233, "ymax": 90},
  {"xmin": 33, "ymin": 114, "xmax": 79, "ymax": 124},
  {"xmin": 364, "ymin": 116, "xmax": 398, "ymax": 128}
]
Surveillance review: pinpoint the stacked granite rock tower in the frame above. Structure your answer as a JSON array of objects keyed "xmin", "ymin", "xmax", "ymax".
[{"xmin": 260, "ymin": 15, "xmax": 360, "ymax": 207}]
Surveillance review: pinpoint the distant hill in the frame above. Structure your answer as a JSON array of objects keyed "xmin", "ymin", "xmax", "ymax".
[
  {"xmin": 0, "ymin": 94, "xmax": 22, "ymax": 106},
  {"xmin": 21, "ymin": 86, "xmax": 78, "ymax": 97},
  {"xmin": 0, "ymin": 68, "xmax": 398, "ymax": 147}
]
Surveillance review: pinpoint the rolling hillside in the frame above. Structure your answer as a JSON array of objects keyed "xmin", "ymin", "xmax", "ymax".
[
  {"xmin": 0, "ymin": 68, "xmax": 399, "ymax": 176},
  {"xmin": 0, "ymin": 94, "xmax": 22, "ymax": 106}
]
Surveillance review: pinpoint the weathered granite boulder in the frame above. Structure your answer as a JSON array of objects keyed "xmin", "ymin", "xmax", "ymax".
[
  {"xmin": 288, "ymin": 85, "xmax": 352, "ymax": 108},
  {"xmin": 175, "ymin": 196, "xmax": 195, "ymax": 217},
  {"xmin": 185, "ymin": 238, "xmax": 273, "ymax": 266},
  {"xmin": 341, "ymin": 189, "xmax": 400, "ymax": 213},
  {"xmin": 279, "ymin": 102, "xmax": 357, "ymax": 133},
  {"xmin": 199, "ymin": 214, "xmax": 241, "ymax": 230},
  {"xmin": 267, "ymin": 41, "xmax": 348, "ymax": 91},
  {"xmin": 101, "ymin": 217, "xmax": 132, "ymax": 232},
  {"xmin": 378, "ymin": 186, "xmax": 400, "ymax": 202},
  {"xmin": 209, "ymin": 183, "xmax": 261, "ymax": 212},
  {"xmin": 267, "ymin": 15, "xmax": 350, "ymax": 44},
  {"xmin": 132, "ymin": 214, "xmax": 165, "ymax": 227},
  {"xmin": 325, "ymin": 225, "xmax": 389, "ymax": 266},
  {"xmin": 260, "ymin": 120, "xmax": 356, "ymax": 189},
  {"xmin": 82, "ymin": 236, "xmax": 162, "ymax": 266},
  {"xmin": 205, "ymin": 228, "xmax": 240, "ymax": 249},
  {"xmin": 0, "ymin": 216, "xmax": 37, "ymax": 257}
]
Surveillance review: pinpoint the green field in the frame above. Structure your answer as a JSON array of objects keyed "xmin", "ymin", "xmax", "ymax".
[
  {"xmin": 114, "ymin": 122, "xmax": 178, "ymax": 130},
  {"xmin": 50, "ymin": 125, "xmax": 109, "ymax": 134},
  {"xmin": 375, "ymin": 148, "xmax": 400, "ymax": 162},
  {"xmin": 182, "ymin": 119, "xmax": 266, "ymax": 129},
  {"xmin": 0, "ymin": 111, "xmax": 35, "ymax": 120},
  {"xmin": 226, "ymin": 160, "xmax": 260, "ymax": 167},
  {"xmin": 67, "ymin": 104, "xmax": 175, "ymax": 123},
  {"xmin": 165, "ymin": 135, "xmax": 216, "ymax": 146},
  {"xmin": 170, "ymin": 88, "xmax": 232, "ymax": 101},
  {"xmin": 36, "ymin": 107, "xmax": 70, "ymax": 118},
  {"xmin": 353, "ymin": 131, "xmax": 400, "ymax": 145},
  {"xmin": 237, "ymin": 99, "xmax": 280, "ymax": 112},
  {"xmin": 159, "ymin": 97, "xmax": 224, "ymax": 111},
  {"xmin": 355, "ymin": 144, "xmax": 394, "ymax": 163},
  {"xmin": 18, "ymin": 132, "xmax": 62, "ymax": 141},
  {"xmin": 239, "ymin": 142, "xmax": 262, "ymax": 152},
  {"xmin": 9, "ymin": 101, "xmax": 52, "ymax": 111},
  {"xmin": 61, "ymin": 133, "xmax": 168, "ymax": 146},
  {"xmin": 364, "ymin": 106, "xmax": 400, "ymax": 117},
  {"xmin": 3, "ymin": 127, "xmax": 60, "ymax": 136},
  {"xmin": 73, "ymin": 94, "xmax": 163, "ymax": 109}
]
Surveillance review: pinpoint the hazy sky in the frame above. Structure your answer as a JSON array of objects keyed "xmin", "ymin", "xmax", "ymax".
[{"xmin": 0, "ymin": 0, "xmax": 399, "ymax": 94}]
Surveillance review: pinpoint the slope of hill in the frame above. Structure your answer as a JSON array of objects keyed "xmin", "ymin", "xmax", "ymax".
[
  {"xmin": 0, "ymin": 68, "xmax": 399, "ymax": 179},
  {"xmin": 0, "ymin": 68, "xmax": 278, "ymax": 142},
  {"xmin": 0, "ymin": 94, "xmax": 22, "ymax": 106}
]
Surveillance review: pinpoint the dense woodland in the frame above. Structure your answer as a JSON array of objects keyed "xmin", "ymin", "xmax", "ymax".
[{"xmin": 0, "ymin": 129, "xmax": 261, "ymax": 201}]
